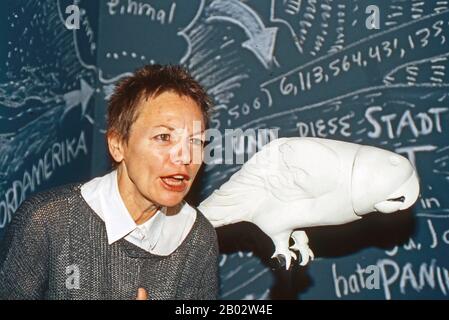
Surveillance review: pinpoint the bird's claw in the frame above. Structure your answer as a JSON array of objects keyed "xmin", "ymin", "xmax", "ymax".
[
  {"xmin": 290, "ymin": 231, "xmax": 315, "ymax": 266},
  {"xmin": 289, "ymin": 243, "xmax": 314, "ymax": 266},
  {"xmin": 271, "ymin": 249, "xmax": 298, "ymax": 270}
]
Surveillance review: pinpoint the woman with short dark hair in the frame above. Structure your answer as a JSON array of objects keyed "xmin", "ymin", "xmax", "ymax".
[{"xmin": 0, "ymin": 64, "xmax": 219, "ymax": 300}]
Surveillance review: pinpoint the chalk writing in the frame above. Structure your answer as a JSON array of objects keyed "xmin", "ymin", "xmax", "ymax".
[
  {"xmin": 106, "ymin": 0, "xmax": 176, "ymax": 25},
  {"xmin": 0, "ymin": 131, "xmax": 88, "ymax": 229}
]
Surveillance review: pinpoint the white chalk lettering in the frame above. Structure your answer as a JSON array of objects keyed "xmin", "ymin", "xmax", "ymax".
[
  {"xmin": 377, "ymin": 259, "xmax": 449, "ymax": 300},
  {"xmin": 107, "ymin": 0, "xmax": 176, "ymax": 25},
  {"xmin": 297, "ymin": 113, "xmax": 353, "ymax": 138},
  {"xmin": 365, "ymin": 106, "xmax": 448, "ymax": 139},
  {"xmin": 0, "ymin": 131, "xmax": 88, "ymax": 230},
  {"xmin": 395, "ymin": 145, "xmax": 437, "ymax": 168},
  {"xmin": 332, "ymin": 263, "xmax": 381, "ymax": 298}
]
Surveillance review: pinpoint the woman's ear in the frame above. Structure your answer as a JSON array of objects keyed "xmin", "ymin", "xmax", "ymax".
[{"xmin": 107, "ymin": 130, "xmax": 125, "ymax": 164}]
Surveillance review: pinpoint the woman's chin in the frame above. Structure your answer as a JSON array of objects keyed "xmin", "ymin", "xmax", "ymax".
[{"xmin": 156, "ymin": 194, "xmax": 186, "ymax": 207}]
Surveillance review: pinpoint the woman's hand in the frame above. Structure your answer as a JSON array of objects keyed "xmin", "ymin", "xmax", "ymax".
[{"xmin": 136, "ymin": 287, "xmax": 148, "ymax": 300}]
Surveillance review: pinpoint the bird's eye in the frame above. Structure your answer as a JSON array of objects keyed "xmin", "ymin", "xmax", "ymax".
[
  {"xmin": 387, "ymin": 196, "xmax": 405, "ymax": 203},
  {"xmin": 390, "ymin": 156, "xmax": 401, "ymax": 166}
]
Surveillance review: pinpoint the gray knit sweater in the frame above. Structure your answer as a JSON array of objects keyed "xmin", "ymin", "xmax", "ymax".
[{"xmin": 0, "ymin": 183, "xmax": 219, "ymax": 300}]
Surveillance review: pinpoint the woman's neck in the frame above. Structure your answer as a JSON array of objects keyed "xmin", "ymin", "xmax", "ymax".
[{"xmin": 116, "ymin": 167, "xmax": 161, "ymax": 225}]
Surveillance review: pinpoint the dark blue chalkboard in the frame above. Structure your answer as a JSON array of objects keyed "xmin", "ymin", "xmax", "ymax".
[
  {"xmin": 0, "ymin": 0, "xmax": 98, "ymax": 239},
  {"xmin": 1, "ymin": 0, "xmax": 448, "ymax": 300},
  {"xmin": 90, "ymin": 0, "xmax": 449, "ymax": 300}
]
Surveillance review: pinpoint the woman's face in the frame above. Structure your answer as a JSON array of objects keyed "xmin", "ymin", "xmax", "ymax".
[{"xmin": 109, "ymin": 90, "xmax": 205, "ymax": 209}]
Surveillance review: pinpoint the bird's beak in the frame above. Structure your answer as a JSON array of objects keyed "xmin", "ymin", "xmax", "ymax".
[{"xmin": 374, "ymin": 171, "xmax": 420, "ymax": 214}]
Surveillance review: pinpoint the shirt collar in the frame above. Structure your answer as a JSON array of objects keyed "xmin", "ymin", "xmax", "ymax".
[{"xmin": 100, "ymin": 170, "xmax": 167, "ymax": 245}]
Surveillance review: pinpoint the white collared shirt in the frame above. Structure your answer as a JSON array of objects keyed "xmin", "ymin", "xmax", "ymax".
[{"xmin": 80, "ymin": 170, "xmax": 196, "ymax": 255}]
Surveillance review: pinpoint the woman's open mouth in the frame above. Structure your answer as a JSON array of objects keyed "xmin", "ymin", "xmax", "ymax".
[{"xmin": 160, "ymin": 174, "xmax": 189, "ymax": 192}]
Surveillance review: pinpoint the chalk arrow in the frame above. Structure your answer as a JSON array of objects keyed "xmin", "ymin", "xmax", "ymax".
[
  {"xmin": 206, "ymin": 0, "xmax": 278, "ymax": 69},
  {"xmin": 62, "ymin": 78, "xmax": 94, "ymax": 121}
]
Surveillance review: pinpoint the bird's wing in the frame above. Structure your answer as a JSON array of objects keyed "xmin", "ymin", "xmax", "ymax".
[
  {"xmin": 199, "ymin": 137, "xmax": 342, "ymax": 226},
  {"xmin": 275, "ymin": 138, "xmax": 341, "ymax": 198},
  {"xmin": 199, "ymin": 163, "xmax": 266, "ymax": 227}
]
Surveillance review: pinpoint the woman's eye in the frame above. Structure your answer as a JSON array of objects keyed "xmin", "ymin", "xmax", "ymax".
[
  {"xmin": 155, "ymin": 134, "xmax": 170, "ymax": 142},
  {"xmin": 191, "ymin": 138, "xmax": 204, "ymax": 146}
]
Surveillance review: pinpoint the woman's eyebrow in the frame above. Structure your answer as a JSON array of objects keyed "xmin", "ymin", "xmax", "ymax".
[
  {"xmin": 153, "ymin": 125, "xmax": 175, "ymax": 130},
  {"xmin": 153, "ymin": 125, "xmax": 204, "ymax": 136},
  {"xmin": 189, "ymin": 130, "xmax": 205, "ymax": 137}
]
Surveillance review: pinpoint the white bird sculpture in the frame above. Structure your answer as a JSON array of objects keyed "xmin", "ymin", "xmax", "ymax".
[{"xmin": 199, "ymin": 137, "xmax": 420, "ymax": 270}]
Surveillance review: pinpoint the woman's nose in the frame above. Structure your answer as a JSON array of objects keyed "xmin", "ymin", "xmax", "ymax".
[{"xmin": 170, "ymin": 140, "xmax": 192, "ymax": 165}]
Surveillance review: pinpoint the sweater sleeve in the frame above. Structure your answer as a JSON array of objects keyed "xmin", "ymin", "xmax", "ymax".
[
  {"xmin": 0, "ymin": 196, "xmax": 50, "ymax": 299},
  {"xmin": 195, "ymin": 235, "xmax": 220, "ymax": 300}
]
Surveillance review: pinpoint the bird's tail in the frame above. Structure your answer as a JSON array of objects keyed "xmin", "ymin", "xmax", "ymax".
[
  {"xmin": 198, "ymin": 187, "xmax": 255, "ymax": 227},
  {"xmin": 198, "ymin": 168, "xmax": 263, "ymax": 227}
]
